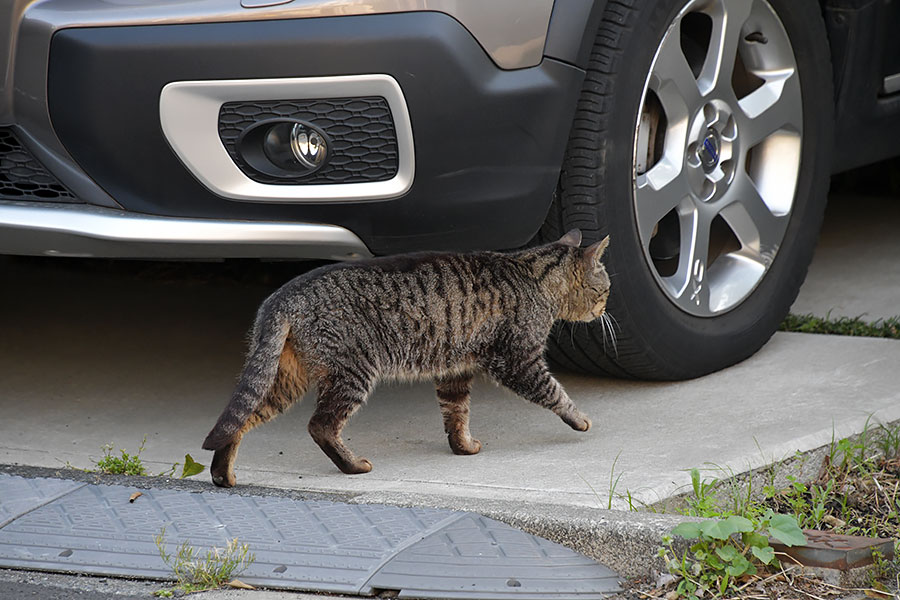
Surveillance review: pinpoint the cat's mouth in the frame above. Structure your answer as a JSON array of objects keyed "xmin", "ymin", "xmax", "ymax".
[{"xmin": 589, "ymin": 301, "xmax": 608, "ymax": 320}]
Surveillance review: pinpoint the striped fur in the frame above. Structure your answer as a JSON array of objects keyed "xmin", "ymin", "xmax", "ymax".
[{"xmin": 203, "ymin": 230, "xmax": 610, "ymax": 486}]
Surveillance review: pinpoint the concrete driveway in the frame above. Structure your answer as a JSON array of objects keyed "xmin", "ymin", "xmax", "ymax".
[{"xmin": 1, "ymin": 192, "xmax": 898, "ymax": 517}]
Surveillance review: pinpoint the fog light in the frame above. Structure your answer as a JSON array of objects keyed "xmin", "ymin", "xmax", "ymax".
[
  {"xmin": 238, "ymin": 119, "xmax": 330, "ymax": 179},
  {"xmin": 289, "ymin": 124, "xmax": 326, "ymax": 169}
]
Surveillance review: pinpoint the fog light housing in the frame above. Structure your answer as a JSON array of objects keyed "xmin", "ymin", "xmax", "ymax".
[{"xmin": 238, "ymin": 119, "xmax": 330, "ymax": 178}]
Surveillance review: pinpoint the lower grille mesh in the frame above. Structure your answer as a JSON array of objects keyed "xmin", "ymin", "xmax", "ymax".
[
  {"xmin": 218, "ymin": 97, "xmax": 399, "ymax": 185},
  {"xmin": 0, "ymin": 128, "xmax": 78, "ymax": 202}
]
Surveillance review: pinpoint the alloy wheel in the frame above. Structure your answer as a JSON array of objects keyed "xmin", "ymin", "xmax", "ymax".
[{"xmin": 633, "ymin": 0, "xmax": 802, "ymax": 316}]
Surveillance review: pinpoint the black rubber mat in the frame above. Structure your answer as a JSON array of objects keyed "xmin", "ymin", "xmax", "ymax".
[{"xmin": 0, "ymin": 474, "xmax": 621, "ymax": 598}]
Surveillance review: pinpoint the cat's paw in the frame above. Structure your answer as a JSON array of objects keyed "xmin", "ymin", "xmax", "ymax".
[
  {"xmin": 450, "ymin": 437, "xmax": 482, "ymax": 455},
  {"xmin": 564, "ymin": 412, "xmax": 592, "ymax": 432},
  {"xmin": 339, "ymin": 457, "xmax": 373, "ymax": 475},
  {"xmin": 211, "ymin": 471, "xmax": 236, "ymax": 488}
]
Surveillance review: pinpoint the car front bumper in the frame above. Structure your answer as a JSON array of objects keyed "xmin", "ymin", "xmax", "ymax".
[{"xmin": 2, "ymin": 5, "xmax": 585, "ymax": 258}]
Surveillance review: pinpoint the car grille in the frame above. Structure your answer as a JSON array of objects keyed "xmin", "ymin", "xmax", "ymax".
[
  {"xmin": 0, "ymin": 128, "xmax": 79, "ymax": 202},
  {"xmin": 218, "ymin": 97, "xmax": 400, "ymax": 185}
]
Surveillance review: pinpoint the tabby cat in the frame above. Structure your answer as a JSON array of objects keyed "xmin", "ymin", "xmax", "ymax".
[{"xmin": 202, "ymin": 229, "xmax": 611, "ymax": 487}]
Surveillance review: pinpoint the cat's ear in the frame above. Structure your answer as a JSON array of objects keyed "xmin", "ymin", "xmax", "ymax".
[
  {"xmin": 584, "ymin": 235, "xmax": 610, "ymax": 266},
  {"xmin": 558, "ymin": 229, "xmax": 582, "ymax": 247}
]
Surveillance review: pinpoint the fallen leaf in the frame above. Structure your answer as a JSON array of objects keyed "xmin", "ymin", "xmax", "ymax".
[
  {"xmin": 655, "ymin": 573, "xmax": 676, "ymax": 588},
  {"xmin": 864, "ymin": 588, "xmax": 892, "ymax": 600},
  {"xmin": 822, "ymin": 514, "xmax": 846, "ymax": 529},
  {"xmin": 227, "ymin": 579, "xmax": 255, "ymax": 590},
  {"xmin": 129, "ymin": 492, "xmax": 143, "ymax": 503},
  {"xmin": 180, "ymin": 454, "xmax": 204, "ymax": 479}
]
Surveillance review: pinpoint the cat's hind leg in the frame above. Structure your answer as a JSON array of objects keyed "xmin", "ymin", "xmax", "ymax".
[
  {"xmin": 484, "ymin": 351, "xmax": 591, "ymax": 432},
  {"xmin": 434, "ymin": 374, "xmax": 481, "ymax": 455},
  {"xmin": 210, "ymin": 341, "xmax": 308, "ymax": 487},
  {"xmin": 307, "ymin": 377, "xmax": 373, "ymax": 474}
]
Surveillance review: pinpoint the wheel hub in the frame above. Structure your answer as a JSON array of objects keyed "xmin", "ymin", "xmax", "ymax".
[
  {"xmin": 698, "ymin": 129, "xmax": 720, "ymax": 171},
  {"xmin": 686, "ymin": 102, "xmax": 736, "ymax": 202}
]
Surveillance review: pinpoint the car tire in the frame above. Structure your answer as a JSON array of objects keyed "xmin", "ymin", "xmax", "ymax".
[{"xmin": 540, "ymin": 0, "xmax": 833, "ymax": 380}]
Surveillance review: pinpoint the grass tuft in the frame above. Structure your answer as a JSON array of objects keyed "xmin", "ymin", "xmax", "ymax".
[
  {"xmin": 93, "ymin": 437, "xmax": 148, "ymax": 476},
  {"xmin": 155, "ymin": 527, "xmax": 255, "ymax": 594},
  {"xmin": 780, "ymin": 313, "xmax": 900, "ymax": 339}
]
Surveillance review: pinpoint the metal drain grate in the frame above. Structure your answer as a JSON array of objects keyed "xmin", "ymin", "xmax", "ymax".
[
  {"xmin": 0, "ymin": 474, "xmax": 621, "ymax": 598},
  {"xmin": 0, "ymin": 129, "xmax": 79, "ymax": 202}
]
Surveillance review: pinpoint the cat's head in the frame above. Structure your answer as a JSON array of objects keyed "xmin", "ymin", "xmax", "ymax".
[{"xmin": 554, "ymin": 229, "xmax": 611, "ymax": 323}]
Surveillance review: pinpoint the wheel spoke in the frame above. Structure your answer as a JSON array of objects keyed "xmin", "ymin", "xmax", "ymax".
[
  {"xmin": 739, "ymin": 72, "xmax": 802, "ymax": 146},
  {"xmin": 635, "ymin": 164, "xmax": 691, "ymax": 245},
  {"xmin": 697, "ymin": 0, "xmax": 753, "ymax": 97},
  {"xmin": 721, "ymin": 172, "xmax": 789, "ymax": 263},
  {"xmin": 663, "ymin": 206, "xmax": 713, "ymax": 311},
  {"xmin": 651, "ymin": 19, "xmax": 703, "ymax": 116}
]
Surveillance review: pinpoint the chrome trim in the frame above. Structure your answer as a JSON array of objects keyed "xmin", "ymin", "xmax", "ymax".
[
  {"xmin": 883, "ymin": 73, "xmax": 900, "ymax": 95},
  {"xmin": 160, "ymin": 75, "xmax": 415, "ymax": 203},
  {"xmin": 0, "ymin": 202, "xmax": 372, "ymax": 259}
]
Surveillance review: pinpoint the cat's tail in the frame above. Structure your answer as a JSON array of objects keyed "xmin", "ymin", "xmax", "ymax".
[{"xmin": 202, "ymin": 304, "xmax": 293, "ymax": 452}]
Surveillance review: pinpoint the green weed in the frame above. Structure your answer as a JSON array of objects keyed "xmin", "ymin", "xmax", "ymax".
[
  {"xmin": 661, "ymin": 511, "xmax": 805, "ymax": 598},
  {"xmin": 155, "ymin": 527, "xmax": 255, "ymax": 594},
  {"xmin": 93, "ymin": 437, "xmax": 148, "ymax": 476},
  {"xmin": 160, "ymin": 454, "xmax": 206, "ymax": 479},
  {"xmin": 684, "ymin": 468, "xmax": 719, "ymax": 517},
  {"xmin": 608, "ymin": 451, "xmax": 624, "ymax": 510},
  {"xmin": 89, "ymin": 437, "xmax": 205, "ymax": 479},
  {"xmin": 662, "ymin": 419, "xmax": 900, "ymax": 597},
  {"xmin": 579, "ymin": 450, "xmax": 645, "ymax": 512},
  {"xmin": 780, "ymin": 313, "xmax": 900, "ymax": 339}
]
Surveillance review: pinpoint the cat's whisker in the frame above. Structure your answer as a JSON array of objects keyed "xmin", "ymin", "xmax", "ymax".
[
  {"xmin": 600, "ymin": 313, "xmax": 619, "ymax": 358},
  {"xmin": 599, "ymin": 314, "xmax": 609, "ymax": 352},
  {"xmin": 605, "ymin": 311, "xmax": 620, "ymax": 328}
]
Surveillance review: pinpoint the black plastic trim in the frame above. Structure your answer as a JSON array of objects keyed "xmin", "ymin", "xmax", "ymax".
[
  {"xmin": 48, "ymin": 12, "xmax": 585, "ymax": 255},
  {"xmin": 825, "ymin": 0, "xmax": 900, "ymax": 172},
  {"xmin": 544, "ymin": 0, "xmax": 608, "ymax": 69}
]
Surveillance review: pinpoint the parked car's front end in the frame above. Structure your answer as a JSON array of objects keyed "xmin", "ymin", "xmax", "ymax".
[
  {"xmin": 0, "ymin": 0, "xmax": 600, "ymax": 259},
  {"xmin": 5, "ymin": 0, "xmax": 900, "ymax": 380}
]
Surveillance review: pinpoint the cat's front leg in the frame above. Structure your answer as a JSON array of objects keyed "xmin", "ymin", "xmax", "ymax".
[
  {"xmin": 434, "ymin": 374, "xmax": 481, "ymax": 455},
  {"xmin": 485, "ymin": 352, "xmax": 592, "ymax": 432}
]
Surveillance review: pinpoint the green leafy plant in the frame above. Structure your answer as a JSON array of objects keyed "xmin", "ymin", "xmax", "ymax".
[
  {"xmin": 93, "ymin": 437, "xmax": 148, "ymax": 475},
  {"xmin": 661, "ymin": 511, "xmax": 806, "ymax": 598},
  {"xmin": 91, "ymin": 438, "xmax": 206, "ymax": 479},
  {"xmin": 160, "ymin": 454, "xmax": 206, "ymax": 479},
  {"xmin": 155, "ymin": 527, "xmax": 255, "ymax": 593},
  {"xmin": 684, "ymin": 467, "xmax": 720, "ymax": 517}
]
